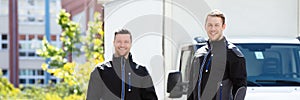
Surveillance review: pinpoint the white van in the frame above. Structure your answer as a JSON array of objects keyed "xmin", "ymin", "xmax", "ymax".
[{"xmin": 167, "ymin": 36, "xmax": 300, "ymax": 100}]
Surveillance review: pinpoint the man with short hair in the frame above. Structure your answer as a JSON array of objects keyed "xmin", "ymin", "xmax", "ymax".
[
  {"xmin": 87, "ymin": 29, "xmax": 158, "ymax": 100},
  {"xmin": 188, "ymin": 9, "xmax": 247, "ymax": 100}
]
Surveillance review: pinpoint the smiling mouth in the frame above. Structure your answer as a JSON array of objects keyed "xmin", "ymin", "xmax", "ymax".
[
  {"xmin": 119, "ymin": 48, "xmax": 126, "ymax": 50},
  {"xmin": 210, "ymin": 32, "xmax": 217, "ymax": 36}
]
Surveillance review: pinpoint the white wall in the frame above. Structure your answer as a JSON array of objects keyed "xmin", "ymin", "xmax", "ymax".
[{"xmin": 104, "ymin": 1, "xmax": 165, "ymax": 99}]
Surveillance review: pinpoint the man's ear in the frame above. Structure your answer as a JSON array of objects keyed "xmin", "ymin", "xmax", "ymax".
[{"xmin": 222, "ymin": 23, "xmax": 226, "ymax": 30}]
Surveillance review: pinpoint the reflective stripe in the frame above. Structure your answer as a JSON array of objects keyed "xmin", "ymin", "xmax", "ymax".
[
  {"xmin": 205, "ymin": 56, "xmax": 212, "ymax": 72},
  {"xmin": 198, "ymin": 49, "xmax": 212, "ymax": 100}
]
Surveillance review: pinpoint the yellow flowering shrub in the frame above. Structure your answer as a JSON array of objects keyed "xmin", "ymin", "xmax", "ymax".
[{"xmin": 0, "ymin": 69, "xmax": 21, "ymax": 100}]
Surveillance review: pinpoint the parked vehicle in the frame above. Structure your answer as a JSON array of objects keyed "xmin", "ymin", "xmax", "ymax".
[{"xmin": 167, "ymin": 37, "xmax": 300, "ymax": 100}]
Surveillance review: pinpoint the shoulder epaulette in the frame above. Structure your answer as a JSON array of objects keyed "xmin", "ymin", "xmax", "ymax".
[
  {"xmin": 228, "ymin": 42, "xmax": 244, "ymax": 57},
  {"xmin": 95, "ymin": 61, "xmax": 112, "ymax": 70},
  {"xmin": 135, "ymin": 64, "xmax": 147, "ymax": 69},
  {"xmin": 194, "ymin": 45, "xmax": 209, "ymax": 58},
  {"xmin": 135, "ymin": 64, "xmax": 140, "ymax": 69}
]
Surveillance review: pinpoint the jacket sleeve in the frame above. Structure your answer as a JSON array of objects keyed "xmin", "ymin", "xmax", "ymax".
[
  {"xmin": 230, "ymin": 54, "xmax": 247, "ymax": 99},
  {"xmin": 87, "ymin": 68, "xmax": 103, "ymax": 100},
  {"xmin": 187, "ymin": 57, "xmax": 196, "ymax": 100},
  {"xmin": 140, "ymin": 67, "xmax": 158, "ymax": 100},
  {"xmin": 187, "ymin": 56, "xmax": 203, "ymax": 100}
]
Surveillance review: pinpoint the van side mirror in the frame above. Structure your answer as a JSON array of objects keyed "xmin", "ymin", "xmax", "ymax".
[{"xmin": 167, "ymin": 71, "xmax": 183, "ymax": 98}]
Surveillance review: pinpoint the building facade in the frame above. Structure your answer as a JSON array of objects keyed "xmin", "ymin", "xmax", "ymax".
[
  {"xmin": 0, "ymin": 0, "xmax": 62, "ymax": 86},
  {"xmin": 0, "ymin": 0, "xmax": 104, "ymax": 86}
]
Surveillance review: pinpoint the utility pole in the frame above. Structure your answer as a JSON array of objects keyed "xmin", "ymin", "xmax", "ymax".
[{"xmin": 9, "ymin": 0, "xmax": 19, "ymax": 87}]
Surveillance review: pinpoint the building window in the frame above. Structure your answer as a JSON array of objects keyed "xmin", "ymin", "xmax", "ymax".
[
  {"xmin": 17, "ymin": 0, "xmax": 60, "ymax": 24},
  {"xmin": 18, "ymin": 0, "xmax": 44, "ymax": 24},
  {"xmin": 28, "ymin": 52, "xmax": 35, "ymax": 57},
  {"xmin": 0, "ymin": 34, "xmax": 8, "ymax": 50},
  {"xmin": 37, "ymin": 69, "xmax": 44, "ymax": 76},
  {"xmin": 2, "ymin": 34, "xmax": 7, "ymax": 40},
  {"xmin": 1, "ymin": 69, "xmax": 8, "ymax": 76},
  {"xmin": 18, "ymin": 69, "xmax": 59, "ymax": 86},
  {"xmin": 28, "ymin": 79, "xmax": 35, "ymax": 84},
  {"xmin": 19, "ymin": 52, "xmax": 26, "ymax": 56},
  {"xmin": 20, "ymin": 79, "xmax": 26, "ymax": 84},
  {"xmin": 19, "ymin": 69, "xmax": 35, "ymax": 76},
  {"xmin": 20, "ymin": 69, "xmax": 27, "ymax": 76},
  {"xmin": 2, "ymin": 43, "xmax": 7, "ymax": 49},
  {"xmin": 19, "ymin": 34, "xmax": 61, "ymax": 58},
  {"xmin": 50, "ymin": 79, "xmax": 57, "ymax": 83},
  {"xmin": 37, "ymin": 79, "xmax": 44, "ymax": 84},
  {"xmin": 28, "ymin": 69, "xmax": 35, "ymax": 76}
]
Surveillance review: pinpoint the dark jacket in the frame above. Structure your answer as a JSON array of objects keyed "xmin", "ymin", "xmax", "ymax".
[
  {"xmin": 188, "ymin": 38, "xmax": 247, "ymax": 100},
  {"xmin": 87, "ymin": 53, "xmax": 158, "ymax": 100}
]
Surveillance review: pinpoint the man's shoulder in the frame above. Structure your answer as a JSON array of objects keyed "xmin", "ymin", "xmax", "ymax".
[
  {"xmin": 131, "ymin": 62, "xmax": 150, "ymax": 76},
  {"xmin": 132, "ymin": 62, "xmax": 147, "ymax": 71},
  {"xmin": 95, "ymin": 61, "xmax": 112, "ymax": 71},
  {"xmin": 227, "ymin": 42, "xmax": 244, "ymax": 57},
  {"xmin": 194, "ymin": 44, "xmax": 209, "ymax": 58}
]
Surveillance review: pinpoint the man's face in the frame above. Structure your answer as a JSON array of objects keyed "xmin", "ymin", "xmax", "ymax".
[
  {"xmin": 114, "ymin": 34, "xmax": 132, "ymax": 57},
  {"xmin": 205, "ymin": 16, "xmax": 226, "ymax": 41}
]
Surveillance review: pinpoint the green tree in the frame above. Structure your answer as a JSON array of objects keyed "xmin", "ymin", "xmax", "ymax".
[
  {"xmin": 82, "ymin": 12, "xmax": 105, "ymax": 64},
  {"xmin": 35, "ymin": 9, "xmax": 105, "ymax": 99}
]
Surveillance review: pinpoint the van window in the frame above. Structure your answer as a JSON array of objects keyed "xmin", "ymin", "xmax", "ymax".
[
  {"xmin": 236, "ymin": 44, "xmax": 300, "ymax": 86},
  {"xmin": 180, "ymin": 49, "xmax": 192, "ymax": 82}
]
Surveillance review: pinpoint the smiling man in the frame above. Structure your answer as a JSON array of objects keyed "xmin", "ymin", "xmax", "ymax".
[
  {"xmin": 87, "ymin": 29, "xmax": 158, "ymax": 100},
  {"xmin": 188, "ymin": 9, "xmax": 247, "ymax": 100}
]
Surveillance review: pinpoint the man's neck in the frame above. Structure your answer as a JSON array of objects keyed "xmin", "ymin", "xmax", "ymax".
[
  {"xmin": 208, "ymin": 36, "xmax": 226, "ymax": 49},
  {"xmin": 209, "ymin": 36, "xmax": 225, "ymax": 43},
  {"xmin": 113, "ymin": 54, "xmax": 129, "ymax": 59}
]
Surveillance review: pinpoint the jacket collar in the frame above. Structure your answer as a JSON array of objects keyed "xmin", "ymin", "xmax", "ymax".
[
  {"xmin": 207, "ymin": 36, "xmax": 228, "ymax": 50},
  {"xmin": 112, "ymin": 52, "xmax": 133, "ymax": 62}
]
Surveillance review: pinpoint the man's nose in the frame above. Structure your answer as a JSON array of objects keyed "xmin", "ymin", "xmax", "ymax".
[
  {"xmin": 211, "ymin": 26, "xmax": 216, "ymax": 30},
  {"xmin": 120, "ymin": 42, "xmax": 125, "ymax": 47}
]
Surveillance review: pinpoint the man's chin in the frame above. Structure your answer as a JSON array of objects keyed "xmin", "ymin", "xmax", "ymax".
[{"xmin": 119, "ymin": 53, "xmax": 128, "ymax": 57}]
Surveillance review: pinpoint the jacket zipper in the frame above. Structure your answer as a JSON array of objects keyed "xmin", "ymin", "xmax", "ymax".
[
  {"xmin": 220, "ymin": 82, "xmax": 223, "ymax": 100},
  {"xmin": 128, "ymin": 72, "xmax": 131, "ymax": 92}
]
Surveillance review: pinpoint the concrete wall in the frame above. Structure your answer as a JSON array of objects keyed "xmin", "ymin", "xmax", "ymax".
[
  {"xmin": 0, "ymin": 50, "xmax": 44, "ymax": 69},
  {"xmin": 0, "ymin": 15, "xmax": 8, "ymax": 34},
  {"xmin": 0, "ymin": 50, "xmax": 9, "ymax": 69},
  {"xmin": 19, "ymin": 59, "xmax": 44, "ymax": 69}
]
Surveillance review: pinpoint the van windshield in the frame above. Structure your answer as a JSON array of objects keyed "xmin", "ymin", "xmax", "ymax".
[{"xmin": 236, "ymin": 43, "xmax": 300, "ymax": 86}]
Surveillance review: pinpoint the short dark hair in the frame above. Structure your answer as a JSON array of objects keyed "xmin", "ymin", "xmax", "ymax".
[
  {"xmin": 206, "ymin": 9, "xmax": 225, "ymax": 25},
  {"xmin": 114, "ymin": 29, "xmax": 132, "ymax": 41}
]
